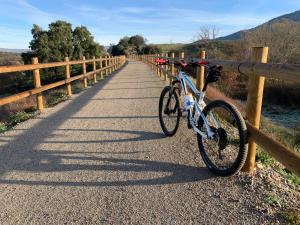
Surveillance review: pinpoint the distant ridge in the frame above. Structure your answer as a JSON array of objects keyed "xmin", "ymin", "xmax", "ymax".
[
  {"xmin": 0, "ymin": 48, "xmax": 30, "ymax": 53},
  {"xmin": 218, "ymin": 10, "xmax": 300, "ymax": 40}
]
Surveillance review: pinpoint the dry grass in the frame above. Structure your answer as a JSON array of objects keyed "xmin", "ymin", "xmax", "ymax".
[{"xmin": 0, "ymin": 96, "xmax": 36, "ymax": 122}]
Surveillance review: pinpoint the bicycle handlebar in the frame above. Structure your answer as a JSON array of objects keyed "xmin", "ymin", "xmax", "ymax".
[{"xmin": 155, "ymin": 58, "xmax": 210, "ymax": 68}]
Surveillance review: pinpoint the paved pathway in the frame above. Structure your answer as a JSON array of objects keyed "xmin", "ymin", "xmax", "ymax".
[{"xmin": 0, "ymin": 60, "xmax": 281, "ymax": 224}]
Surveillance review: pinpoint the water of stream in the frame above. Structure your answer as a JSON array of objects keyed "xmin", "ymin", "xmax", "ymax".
[{"xmin": 262, "ymin": 104, "xmax": 300, "ymax": 130}]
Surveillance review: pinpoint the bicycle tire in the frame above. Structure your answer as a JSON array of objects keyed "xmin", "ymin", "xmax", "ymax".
[
  {"xmin": 197, "ymin": 100, "xmax": 248, "ymax": 176},
  {"xmin": 159, "ymin": 86, "xmax": 181, "ymax": 136}
]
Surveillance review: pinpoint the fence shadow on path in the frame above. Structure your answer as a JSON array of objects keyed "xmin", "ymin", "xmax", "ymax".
[{"xmin": 0, "ymin": 61, "xmax": 213, "ymax": 188}]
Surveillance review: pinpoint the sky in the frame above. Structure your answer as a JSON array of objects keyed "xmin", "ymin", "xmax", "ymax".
[{"xmin": 0, "ymin": 0, "xmax": 299, "ymax": 49}]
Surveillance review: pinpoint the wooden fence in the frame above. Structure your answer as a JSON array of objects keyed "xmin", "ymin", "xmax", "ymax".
[
  {"xmin": 131, "ymin": 47, "xmax": 300, "ymax": 177},
  {"xmin": 0, "ymin": 55, "xmax": 126, "ymax": 111}
]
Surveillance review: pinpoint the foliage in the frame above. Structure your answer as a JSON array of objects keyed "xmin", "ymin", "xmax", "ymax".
[
  {"xmin": 280, "ymin": 209, "xmax": 300, "ymax": 225},
  {"xmin": 0, "ymin": 122, "xmax": 8, "ymax": 132},
  {"xmin": 25, "ymin": 21, "xmax": 104, "ymax": 63},
  {"xmin": 73, "ymin": 26, "xmax": 103, "ymax": 59},
  {"xmin": 16, "ymin": 20, "xmax": 105, "ymax": 92},
  {"xmin": 141, "ymin": 45, "xmax": 161, "ymax": 54},
  {"xmin": 71, "ymin": 81, "xmax": 86, "ymax": 94},
  {"xmin": 154, "ymin": 43, "xmax": 185, "ymax": 53},
  {"xmin": 0, "ymin": 52, "xmax": 24, "ymax": 94},
  {"xmin": 45, "ymin": 89, "xmax": 69, "ymax": 107},
  {"xmin": 8, "ymin": 111, "xmax": 33, "ymax": 126},
  {"xmin": 109, "ymin": 35, "xmax": 160, "ymax": 56},
  {"xmin": 265, "ymin": 192, "xmax": 282, "ymax": 207}
]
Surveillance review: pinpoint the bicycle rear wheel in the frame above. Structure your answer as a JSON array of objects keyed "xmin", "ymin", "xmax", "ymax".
[
  {"xmin": 197, "ymin": 100, "xmax": 248, "ymax": 176},
  {"xmin": 159, "ymin": 86, "xmax": 181, "ymax": 136}
]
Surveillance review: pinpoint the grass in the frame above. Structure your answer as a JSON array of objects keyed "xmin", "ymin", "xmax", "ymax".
[
  {"xmin": 261, "ymin": 117, "xmax": 300, "ymax": 151},
  {"xmin": 279, "ymin": 209, "xmax": 300, "ymax": 225},
  {"xmin": 45, "ymin": 89, "xmax": 69, "ymax": 107},
  {"xmin": 155, "ymin": 43, "xmax": 185, "ymax": 53},
  {"xmin": 264, "ymin": 192, "xmax": 300, "ymax": 225},
  {"xmin": 256, "ymin": 117, "xmax": 300, "ymax": 188},
  {"xmin": 0, "ymin": 80, "xmax": 92, "ymax": 134},
  {"xmin": 0, "ymin": 111, "xmax": 35, "ymax": 133},
  {"xmin": 71, "ymin": 81, "xmax": 86, "ymax": 94},
  {"xmin": 8, "ymin": 111, "xmax": 34, "ymax": 126},
  {"xmin": 0, "ymin": 122, "xmax": 8, "ymax": 132},
  {"xmin": 256, "ymin": 148, "xmax": 300, "ymax": 188},
  {"xmin": 265, "ymin": 192, "xmax": 282, "ymax": 207}
]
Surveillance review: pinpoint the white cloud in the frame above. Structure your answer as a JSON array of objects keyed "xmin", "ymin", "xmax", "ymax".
[{"xmin": 0, "ymin": 1, "xmax": 294, "ymax": 47}]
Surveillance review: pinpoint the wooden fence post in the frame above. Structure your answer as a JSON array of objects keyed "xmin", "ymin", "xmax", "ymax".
[
  {"xmin": 156, "ymin": 53, "xmax": 160, "ymax": 76},
  {"xmin": 113, "ymin": 57, "xmax": 116, "ymax": 71},
  {"xmin": 170, "ymin": 52, "xmax": 175, "ymax": 85},
  {"xmin": 242, "ymin": 46, "xmax": 269, "ymax": 174},
  {"xmin": 65, "ymin": 57, "xmax": 72, "ymax": 96},
  {"xmin": 152, "ymin": 54, "xmax": 155, "ymax": 70},
  {"xmin": 93, "ymin": 56, "xmax": 97, "ymax": 83},
  {"xmin": 112, "ymin": 56, "xmax": 114, "ymax": 73},
  {"xmin": 100, "ymin": 56, "xmax": 103, "ymax": 79},
  {"xmin": 32, "ymin": 57, "xmax": 43, "ymax": 112},
  {"xmin": 105, "ymin": 56, "xmax": 108, "ymax": 76},
  {"xmin": 164, "ymin": 53, "xmax": 168, "ymax": 81},
  {"xmin": 82, "ymin": 56, "xmax": 87, "ymax": 88},
  {"xmin": 180, "ymin": 51, "xmax": 185, "ymax": 59},
  {"xmin": 159, "ymin": 53, "xmax": 163, "ymax": 77},
  {"xmin": 109, "ymin": 56, "xmax": 112, "ymax": 74},
  {"xmin": 196, "ymin": 51, "xmax": 206, "ymax": 91}
]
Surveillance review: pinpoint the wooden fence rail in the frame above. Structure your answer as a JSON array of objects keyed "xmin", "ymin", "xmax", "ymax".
[
  {"xmin": 131, "ymin": 48, "xmax": 300, "ymax": 177},
  {"xmin": 0, "ymin": 55, "xmax": 126, "ymax": 111}
]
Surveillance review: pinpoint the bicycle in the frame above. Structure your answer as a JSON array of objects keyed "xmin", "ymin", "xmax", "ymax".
[{"xmin": 155, "ymin": 58, "xmax": 248, "ymax": 176}]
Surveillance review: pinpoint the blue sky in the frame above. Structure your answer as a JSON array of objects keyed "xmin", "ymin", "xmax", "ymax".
[{"xmin": 0, "ymin": 0, "xmax": 299, "ymax": 48}]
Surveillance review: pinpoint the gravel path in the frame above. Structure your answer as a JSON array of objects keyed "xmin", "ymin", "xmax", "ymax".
[{"xmin": 0, "ymin": 60, "xmax": 288, "ymax": 224}]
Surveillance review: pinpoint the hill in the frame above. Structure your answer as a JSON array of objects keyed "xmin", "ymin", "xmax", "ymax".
[
  {"xmin": 154, "ymin": 43, "xmax": 185, "ymax": 53},
  {"xmin": 0, "ymin": 48, "xmax": 30, "ymax": 53},
  {"xmin": 218, "ymin": 10, "xmax": 300, "ymax": 40}
]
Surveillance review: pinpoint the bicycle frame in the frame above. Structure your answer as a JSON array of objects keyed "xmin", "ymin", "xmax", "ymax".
[{"xmin": 175, "ymin": 70, "xmax": 220, "ymax": 139}]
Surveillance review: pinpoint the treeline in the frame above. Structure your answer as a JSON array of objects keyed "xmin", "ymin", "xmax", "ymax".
[
  {"xmin": 22, "ymin": 20, "xmax": 104, "ymax": 63},
  {"xmin": 109, "ymin": 35, "xmax": 161, "ymax": 56},
  {"xmin": 9, "ymin": 20, "xmax": 106, "ymax": 92}
]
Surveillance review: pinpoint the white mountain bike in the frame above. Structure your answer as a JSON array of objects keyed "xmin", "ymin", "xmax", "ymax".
[{"xmin": 156, "ymin": 58, "xmax": 248, "ymax": 176}]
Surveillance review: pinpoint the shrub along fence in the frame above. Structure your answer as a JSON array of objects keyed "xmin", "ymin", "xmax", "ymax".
[
  {"xmin": 0, "ymin": 55, "xmax": 126, "ymax": 111},
  {"xmin": 131, "ymin": 47, "xmax": 300, "ymax": 177}
]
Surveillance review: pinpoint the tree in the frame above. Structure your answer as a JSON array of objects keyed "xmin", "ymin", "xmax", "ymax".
[
  {"xmin": 29, "ymin": 24, "xmax": 50, "ymax": 62},
  {"xmin": 141, "ymin": 45, "xmax": 161, "ymax": 54},
  {"xmin": 110, "ymin": 35, "xmax": 157, "ymax": 56},
  {"xmin": 21, "ymin": 20, "xmax": 105, "ymax": 87},
  {"xmin": 129, "ymin": 35, "xmax": 146, "ymax": 51},
  {"xmin": 196, "ymin": 26, "xmax": 219, "ymax": 44},
  {"xmin": 72, "ymin": 26, "xmax": 103, "ymax": 59},
  {"xmin": 47, "ymin": 20, "xmax": 73, "ymax": 62}
]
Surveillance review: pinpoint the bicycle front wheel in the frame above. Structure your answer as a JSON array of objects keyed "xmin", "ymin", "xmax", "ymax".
[
  {"xmin": 197, "ymin": 100, "xmax": 248, "ymax": 176},
  {"xmin": 159, "ymin": 86, "xmax": 181, "ymax": 136}
]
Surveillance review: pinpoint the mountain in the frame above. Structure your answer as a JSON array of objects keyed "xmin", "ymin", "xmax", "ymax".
[
  {"xmin": 218, "ymin": 10, "xmax": 300, "ymax": 40},
  {"xmin": 0, "ymin": 48, "xmax": 30, "ymax": 53}
]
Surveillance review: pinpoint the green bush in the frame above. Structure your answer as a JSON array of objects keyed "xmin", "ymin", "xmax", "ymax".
[
  {"xmin": 8, "ymin": 111, "xmax": 32, "ymax": 126},
  {"xmin": 0, "ymin": 122, "xmax": 8, "ymax": 132},
  {"xmin": 46, "ymin": 89, "xmax": 68, "ymax": 107},
  {"xmin": 72, "ymin": 81, "xmax": 85, "ymax": 94}
]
